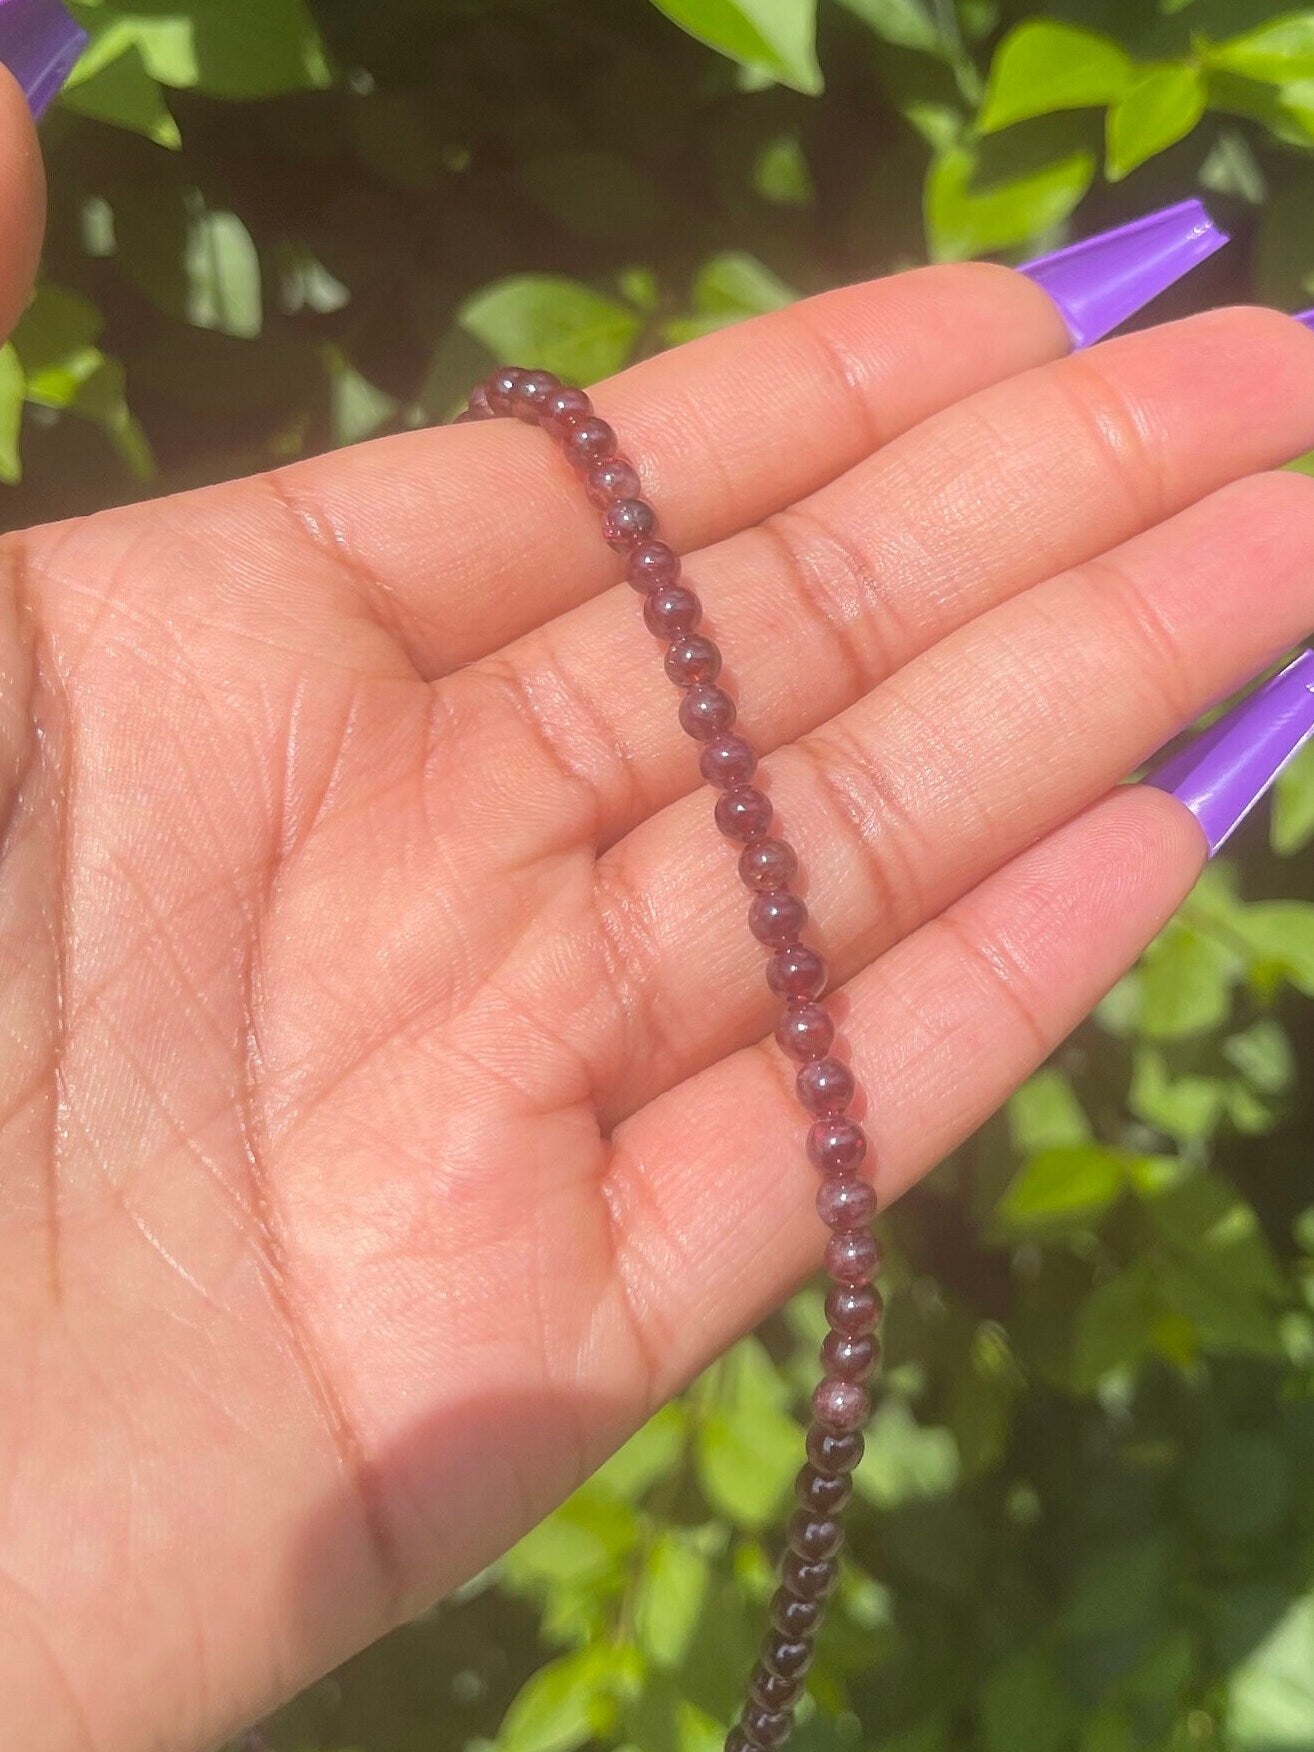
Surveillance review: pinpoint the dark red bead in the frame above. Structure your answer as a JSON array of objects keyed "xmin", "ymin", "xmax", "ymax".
[
  {"xmin": 795, "ymin": 1464, "xmax": 852, "ymax": 1515},
  {"xmin": 510, "ymin": 369, "xmax": 560, "ymax": 420},
  {"xmin": 561, "ymin": 416, "xmax": 618, "ymax": 470},
  {"xmin": 788, "ymin": 1510, "xmax": 844, "ymax": 1561},
  {"xmin": 762, "ymin": 1630, "xmax": 816, "ymax": 1680},
  {"xmin": 771, "ymin": 1585, "xmax": 823, "ymax": 1638},
  {"xmin": 678, "ymin": 683, "xmax": 736, "ymax": 742},
  {"xmin": 816, "ymin": 1175, "xmax": 878, "ymax": 1230},
  {"xmin": 485, "ymin": 366, "xmax": 525, "ymax": 414},
  {"xmin": 813, "ymin": 1377, "xmax": 870, "ymax": 1431},
  {"xmin": 822, "ymin": 1329, "xmax": 879, "ymax": 1381},
  {"xmin": 725, "ymin": 1735, "xmax": 752, "ymax": 1752},
  {"xmin": 715, "ymin": 786, "xmax": 773, "ymax": 842},
  {"xmin": 700, "ymin": 733, "xmax": 757, "ymax": 789},
  {"xmin": 750, "ymin": 1664, "xmax": 803, "ymax": 1711},
  {"xmin": 766, "ymin": 945, "xmax": 826, "ymax": 1001},
  {"xmin": 825, "ymin": 1282, "xmax": 883, "ymax": 1336},
  {"xmin": 540, "ymin": 385, "xmax": 592, "ymax": 437},
  {"xmin": 775, "ymin": 1002, "xmax": 834, "ymax": 1062},
  {"xmin": 664, "ymin": 634, "xmax": 722, "ymax": 688},
  {"xmin": 456, "ymin": 384, "xmax": 494, "ymax": 422},
  {"xmin": 738, "ymin": 837, "xmax": 798, "ymax": 891},
  {"xmin": 741, "ymin": 1703, "xmax": 793, "ymax": 1748},
  {"xmin": 807, "ymin": 1118, "xmax": 867, "ymax": 1175},
  {"xmin": 628, "ymin": 540, "xmax": 679, "ymax": 591},
  {"xmin": 825, "ymin": 1229, "xmax": 881, "ymax": 1282},
  {"xmin": 806, "ymin": 1424, "xmax": 865, "ymax": 1474},
  {"xmin": 602, "ymin": 497, "xmax": 658, "ymax": 551},
  {"xmin": 643, "ymin": 584, "xmax": 701, "ymax": 639},
  {"xmin": 779, "ymin": 1552, "xmax": 840, "ymax": 1603},
  {"xmin": 585, "ymin": 457, "xmax": 641, "ymax": 507},
  {"xmin": 749, "ymin": 890, "xmax": 808, "ymax": 947},
  {"xmin": 796, "ymin": 1057, "xmax": 854, "ymax": 1116}
]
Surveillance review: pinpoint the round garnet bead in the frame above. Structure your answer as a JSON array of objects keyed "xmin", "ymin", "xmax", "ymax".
[
  {"xmin": 678, "ymin": 684, "xmax": 736, "ymax": 741},
  {"xmin": 540, "ymin": 385, "xmax": 591, "ymax": 437},
  {"xmin": 643, "ymin": 584, "xmax": 701, "ymax": 639},
  {"xmin": 825, "ymin": 1282, "xmax": 883, "ymax": 1336},
  {"xmin": 770, "ymin": 1586, "xmax": 823, "ymax": 1637},
  {"xmin": 741, "ymin": 1703, "xmax": 793, "ymax": 1748},
  {"xmin": 700, "ymin": 734, "xmax": 757, "ymax": 789},
  {"xmin": 602, "ymin": 497, "xmax": 658, "ymax": 551},
  {"xmin": 796, "ymin": 1056, "xmax": 854, "ymax": 1116},
  {"xmin": 775, "ymin": 1002, "xmax": 834, "ymax": 1062},
  {"xmin": 825, "ymin": 1229, "xmax": 881, "ymax": 1282},
  {"xmin": 822, "ymin": 1330, "xmax": 879, "ymax": 1381},
  {"xmin": 738, "ymin": 837, "xmax": 798, "ymax": 891},
  {"xmin": 749, "ymin": 890, "xmax": 808, "ymax": 947},
  {"xmin": 561, "ymin": 416, "xmax": 617, "ymax": 470},
  {"xmin": 779, "ymin": 1552, "xmax": 839, "ymax": 1603},
  {"xmin": 815, "ymin": 1175, "xmax": 877, "ymax": 1231},
  {"xmin": 749, "ymin": 1665, "xmax": 802, "ymax": 1711},
  {"xmin": 665, "ymin": 634, "xmax": 722, "ymax": 688},
  {"xmin": 788, "ymin": 1509, "xmax": 844, "ymax": 1561},
  {"xmin": 486, "ymin": 366, "xmax": 525, "ymax": 414},
  {"xmin": 813, "ymin": 1377, "xmax": 870, "ymax": 1432},
  {"xmin": 628, "ymin": 540, "xmax": 679, "ymax": 591},
  {"xmin": 795, "ymin": 1464, "xmax": 852, "ymax": 1515},
  {"xmin": 806, "ymin": 1425, "xmax": 865, "ymax": 1474},
  {"xmin": 715, "ymin": 786, "xmax": 773, "ymax": 842},
  {"xmin": 807, "ymin": 1118, "xmax": 867, "ymax": 1175},
  {"xmin": 766, "ymin": 944, "xmax": 826, "ymax": 1000},
  {"xmin": 510, "ymin": 369, "xmax": 560, "ymax": 420},
  {"xmin": 586, "ymin": 457, "xmax": 641, "ymax": 506}
]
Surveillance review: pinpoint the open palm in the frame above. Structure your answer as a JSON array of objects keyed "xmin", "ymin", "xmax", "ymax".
[{"xmin": 5, "ymin": 85, "xmax": 1314, "ymax": 1752}]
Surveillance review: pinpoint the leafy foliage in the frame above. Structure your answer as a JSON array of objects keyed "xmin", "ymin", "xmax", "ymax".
[{"xmin": 21, "ymin": 2, "xmax": 1314, "ymax": 1749}]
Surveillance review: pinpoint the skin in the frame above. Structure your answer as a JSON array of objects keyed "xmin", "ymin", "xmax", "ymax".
[{"xmin": 3, "ymin": 71, "xmax": 1314, "ymax": 1752}]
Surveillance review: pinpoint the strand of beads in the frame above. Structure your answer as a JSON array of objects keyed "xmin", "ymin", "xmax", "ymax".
[{"xmin": 458, "ymin": 366, "xmax": 884, "ymax": 1751}]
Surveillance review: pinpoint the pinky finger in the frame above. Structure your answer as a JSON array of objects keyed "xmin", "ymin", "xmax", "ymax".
[{"xmin": 605, "ymin": 785, "xmax": 1206, "ymax": 1400}]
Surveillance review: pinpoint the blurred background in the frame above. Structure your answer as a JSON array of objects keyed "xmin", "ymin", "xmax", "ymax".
[{"xmin": 20, "ymin": 1, "xmax": 1314, "ymax": 1747}]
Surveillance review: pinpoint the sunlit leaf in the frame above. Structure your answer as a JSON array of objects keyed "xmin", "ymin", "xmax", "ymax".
[
  {"xmin": 647, "ymin": 0, "xmax": 822, "ymax": 94},
  {"xmin": 979, "ymin": 21, "xmax": 1132, "ymax": 133},
  {"xmin": 1106, "ymin": 64, "xmax": 1206, "ymax": 180}
]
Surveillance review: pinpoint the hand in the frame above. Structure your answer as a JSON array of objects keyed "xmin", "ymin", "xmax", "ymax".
[{"xmin": 5, "ymin": 80, "xmax": 1314, "ymax": 1752}]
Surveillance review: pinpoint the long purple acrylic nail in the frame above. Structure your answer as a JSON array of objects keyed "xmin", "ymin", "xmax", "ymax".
[
  {"xmin": 1294, "ymin": 309, "xmax": 1314, "ymax": 332},
  {"xmin": 0, "ymin": 0, "xmax": 85, "ymax": 119},
  {"xmin": 1021, "ymin": 199, "xmax": 1229, "ymax": 350},
  {"xmin": 1145, "ymin": 651, "xmax": 1314, "ymax": 855}
]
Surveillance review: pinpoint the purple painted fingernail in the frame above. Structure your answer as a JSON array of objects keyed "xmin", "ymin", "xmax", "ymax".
[
  {"xmin": 0, "ymin": 0, "xmax": 85, "ymax": 119},
  {"xmin": 1145, "ymin": 651, "xmax": 1314, "ymax": 855},
  {"xmin": 1021, "ymin": 199, "xmax": 1229, "ymax": 350},
  {"xmin": 1294, "ymin": 309, "xmax": 1314, "ymax": 332}
]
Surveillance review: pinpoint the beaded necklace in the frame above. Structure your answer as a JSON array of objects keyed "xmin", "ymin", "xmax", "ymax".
[{"xmin": 459, "ymin": 366, "xmax": 883, "ymax": 1752}]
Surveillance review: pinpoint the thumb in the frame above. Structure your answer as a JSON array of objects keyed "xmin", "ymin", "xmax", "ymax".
[{"xmin": 0, "ymin": 0, "xmax": 83, "ymax": 339}]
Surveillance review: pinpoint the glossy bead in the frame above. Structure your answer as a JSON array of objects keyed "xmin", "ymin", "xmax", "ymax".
[
  {"xmin": 585, "ymin": 457, "xmax": 641, "ymax": 507},
  {"xmin": 715, "ymin": 786, "xmax": 773, "ymax": 842},
  {"xmin": 806, "ymin": 1425, "xmax": 865, "ymax": 1474},
  {"xmin": 775, "ymin": 1002, "xmax": 834, "ymax": 1062},
  {"xmin": 825, "ymin": 1229, "xmax": 881, "ymax": 1282},
  {"xmin": 813, "ymin": 1377, "xmax": 870, "ymax": 1431},
  {"xmin": 789, "ymin": 1509, "xmax": 844, "ymax": 1561},
  {"xmin": 766, "ymin": 944, "xmax": 826, "ymax": 1001},
  {"xmin": 510, "ymin": 369, "xmax": 560, "ymax": 420},
  {"xmin": 540, "ymin": 385, "xmax": 591, "ymax": 437},
  {"xmin": 770, "ymin": 1587, "xmax": 823, "ymax": 1639},
  {"xmin": 779, "ymin": 1552, "xmax": 840, "ymax": 1604},
  {"xmin": 750, "ymin": 1665, "xmax": 803, "ymax": 1711},
  {"xmin": 749, "ymin": 890, "xmax": 808, "ymax": 947},
  {"xmin": 822, "ymin": 1329, "xmax": 879, "ymax": 1381},
  {"xmin": 725, "ymin": 1735, "xmax": 752, "ymax": 1752},
  {"xmin": 741, "ymin": 1704, "xmax": 792, "ymax": 1748},
  {"xmin": 815, "ymin": 1174, "xmax": 876, "ymax": 1229},
  {"xmin": 458, "ymin": 384, "xmax": 494, "ymax": 422},
  {"xmin": 664, "ymin": 633, "xmax": 721, "ymax": 688},
  {"xmin": 796, "ymin": 1057, "xmax": 854, "ymax": 1116},
  {"xmin": 486, "ymin": 366, "xmax": 525, "ymax": 414},
  {"xmin": 678, "ymin": 683, "xmax": 736, "ymax": 742},
  {"xmin": 700, "ymin": 733, "xmax": 757, "ymax": 789},
  {"xmin": 561, "ymin": 416, "xmax": 617, "ymax": 470},
  {"xmin": 643, "ymin": 583, "xmax": 701, "ymax": 639},
  {"xmin": 628, "ymin": 540, "xmax": 679, "ymax": 591},
  {"xmin": 738, "ymin": 837, "xmax": 798, "ymax": 891},
  {"xmin": 825, "ymin": 1282, "xmax": 883, "ymax": 1336},
  {"xmin": 762, "ymin": 1629, "xmax": 817, "ymax": 1679},
  {"xmin": 807, "ymin": 1118, "xmax": 867, "ymax": 1175},
  {"xmin": 795, "ymin": 1464, "xmax": 852, "ymax": 1515},
  {"xmin": 602, "ymin": 497, "xmax": 658, "ymax": 551}
]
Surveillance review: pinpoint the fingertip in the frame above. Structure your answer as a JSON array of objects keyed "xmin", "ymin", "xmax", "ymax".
[{"xmin": 0, "ymin": 63, "xmax": 45, "ymax": 339}]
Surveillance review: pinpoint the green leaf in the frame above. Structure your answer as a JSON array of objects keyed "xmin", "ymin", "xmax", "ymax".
[
  {"xmin": 592, "ymin": 1404, "xmax": 687, "ymax": 1502},
  {"xmin": 1130, "ymin": 1049, "xmax": 1226, "ymax": 1143},
  {"xmin": 185, "ymin": 208, "xmax": 263, "ymax": 340},
  {"xmin": 497, "ymin": 1645, "xmax": 635, "ymax": 1752},
  {"xmin": 981, "ymin": 1650, "xmax": 1075, "ymax": 1752},
  {"xmin": 1137, "ymin": 922, "xmax": 1235, "ymax": 1039},
  {"xmin": 0, "ymin": 345, "xmax": 25, "ymax": 485},
  {"xmin": 1107, "ymin": 64, "xmax": 1207, "ymax": 180},
  {"xmin": 753, "ymin": 131, "xmax": 814, "ymax": 206},
  {"xmin": 105, "ymin": 0, "xmax": 332, "ymax": 98},
  {"xmin": 460, "ymin": 276, "xmax": 642, "ymax": 386},
  {"xmin": 633, "ymin": 1530, "xmax": 712, "ymax": 1669},
  {"xmin": 1207, "ymin": 14, "xmax": 1314, "ymax": 85},
  {"xmin": 925, "ymin": 135, "xmax": 1095, "ymax": 261},
  {"xmin": 1232, "ymin": 901, "xmax": 1314, "ymax": 996},
  {"xmin": 693, "ymin": 1340, "xmax": 803, "ymax": 1528},
  {"xmin": 995, "ymin": 1145, "xmax": 1127, "ymax": 1233},
  {"xmin": 1227, "ymin": 1590, "xmax": 1314, "ymax": 1747},
  {"xmin": 833, "ymin": 0, "xmax": 940, "ymax": 55},
  {"xmin": 665, "ymin": 251, "xmax": 797, "ymax": 344},
  {"xmin": 979, "ymin": 22, "xmax": 1133, "ymax": 134},
  {"xmin": 518, "ymin": 151, "xmax": 668, "ymax": 244},
  {"xmin": 854, "ymin": 1398, "xmax": 960, "ymax": 1508},
  {"xmin": 1008, "ymin": 1068, "xmax": 1093, "ymax": 1154},
  {"xmin": 1273, "ymin": 740, "xmax": 1314, "ymax": 854},
  {"xmin": 1224, "ymin": 1019, "xmax": 1296, "ymax": 1096},
  {"xmin": 1071, "ymin": 1263, "xmax": 1160, "ymax": 1390},
  {"xmin": 646, "ymin": 0, "xmax": 822, "ymax": 95},
  {"xmin": 61, "ymin": 40, "xmax": 180, "ymax": 147}
]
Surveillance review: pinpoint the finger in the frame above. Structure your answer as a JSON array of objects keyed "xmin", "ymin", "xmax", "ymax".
[
  {"xmin": 265, "ymin": 265, "xmax": 1067, "ymax": 673},
  {"xmin": 589, "ymin": 469, "xmax": 1314, "ymax": 1120},
  {"xmin": 445, "ymin": 307, "xmax": 1314, "ymax": 864},
  {"xmin": 603, "ymin": 785, "xmax": 1203, "ymax": 1403},
  {"xmin": 0, "ymin": 68, "xmax": 46, "ymax": 339}
]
